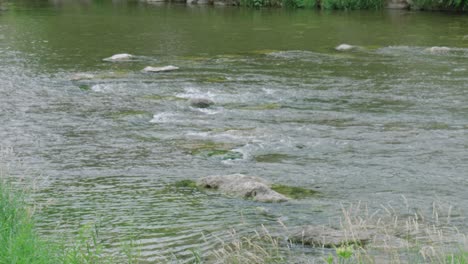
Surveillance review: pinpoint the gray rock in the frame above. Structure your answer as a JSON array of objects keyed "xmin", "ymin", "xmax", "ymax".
[
  {"xmin": 103, "ymin": 53, "xmax": 133, "ymax": 62},
  {"xmin": 335, "ymin": 44, "xmax": 355, "ymax": 51},
  {"xmin": 197, "ymin": 174, "xmax": 289, "ymax": 203},
  {"xmin": 288, "ymin": 225, "xmax": 371, "ymax": 247},
  {"xmin": 143, "ymin": 65, "xmax": 179, "ymax": 73},
  {"xmin": 189, "ymin": 98, "xmax": 215, "ymax": 108},
  {"xmin": 426, "ymin": 46, "xmax": 451, "ymax": 54},
  {"xmin": 70, "ymin": 73, "xmax": 95, "ymax": 81}
]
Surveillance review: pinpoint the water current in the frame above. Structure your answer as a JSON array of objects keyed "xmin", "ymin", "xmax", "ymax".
[{"xmin": 0, "ymin": 1, "xmax": 467, "ymax": 262}]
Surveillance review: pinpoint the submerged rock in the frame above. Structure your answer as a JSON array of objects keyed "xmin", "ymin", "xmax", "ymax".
[
  {"xmin": 103, "ymin": 53, "xmax": 133, "ymax": 62},
  {"xmin": 189, "ymin": 98, "xmax": 214, "ymax": 108},
  {"xmin": 426, "ymin": 46, "xmax": 451, "ymax": 54},
  {"xmin": 270, "ymin": 184, "xmax": 317, "ymax": 199},
  {"xmin": 335, "ymin": 44, "xmax": 355, "ymax": 51},
  {"xmin": 370, "ymin": 234, "xmax": 409, "ymax": 249},
  {"xmin": 197, "ymin": 174, "xmax": 289, "ymax": 203},
  {"xmin": 143, "ymin": 65, "xmax": 179, "ymax": 73},
  {"xmin": 70, "ymin": 73, "xmax": 95, "ymax": 81},
  {"xmin": 288, "ymin": 225, "xmax": 371, "ymax": 247}
]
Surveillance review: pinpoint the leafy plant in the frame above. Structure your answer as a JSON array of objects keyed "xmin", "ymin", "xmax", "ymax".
[{"xmin": 336, "ymin": 245, "xmax": 354, "ymax": 260}]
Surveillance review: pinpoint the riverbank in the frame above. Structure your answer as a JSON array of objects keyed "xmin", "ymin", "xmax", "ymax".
[
  {"xmin": 144, "ymin": 0, "xmax": 468, "ymax": 11},
  {"xmin": 0, "ymin": 178, "xmax": 139, "ymax": 264},
  {"xmin": 2, "ymin": 176, "xmax": 468, "ymax": 263}
]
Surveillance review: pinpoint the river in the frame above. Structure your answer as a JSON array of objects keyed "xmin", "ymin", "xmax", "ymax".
[{"xmin": 0, "ymin": 1, "xmax": 467, "ymax": 262}]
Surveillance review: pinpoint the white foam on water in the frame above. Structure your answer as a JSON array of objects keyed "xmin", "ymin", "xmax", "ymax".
[
  {"xmin": 149, "ymin": 112, "xmax": 180, "ymax": 123},
  {"xmin": 91, "ymin": 84, "xmax": 113, "ymax": 93},
  {"xmin": 185, "ymin": 131, "xmax": 210, "ymax": 138},
  {"xmin": 194, "ymin": 107, "xmax": 222, "ymax": 115},
  {"xmin": 377, "ymin": 46, "xmax": 468, "ymax": 59},
  {"xmin": 262, "ymin": 88, "xmax": 276, "ymax": 95},
  {"xmin": 176, "ymin": 86, "xmax": 215, "ymax": 99}
]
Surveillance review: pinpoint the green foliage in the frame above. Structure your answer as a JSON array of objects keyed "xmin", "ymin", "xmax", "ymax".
[
  {"xmin": 447, "ymin": 251, "xmax": 468, "ymax": 264},
  {"xmin": 320, "ymin": 0, "xmax": 384, "ymax": 10},
  {"xmin": 0, "ymin": 180, "xmax": 139, "ymax": 264},
  {"xmin": 239, "ymin": 0, "xmax": 266, "ymax": 8},
  {"xmin": 336, "ymin": 245, "xmax": 354, "ymax": 259},
  {"xmin": 0, "ymin": 182, "xmax": 61, "ymax": 264},
  {"xmin": 190, "ymin": 248, "xmax": 203, "ymax": 263},
  {"xmin": 410, "ymin": 0, "xmax": 468, "ymax": 10},
  {"xmin": 78, "ymin": 84, "xmax": 91, "ymax": 91},
  {"xmin": 322, "ymin": 245, "xmax": 355, "ymax": 264},
  {"xmin": 283, "ymin": 0, "xmax": 318, "ymax": 8},
  {"xmin": 174, "ymin": 179, "xmax": 198, "ymax": 188}
]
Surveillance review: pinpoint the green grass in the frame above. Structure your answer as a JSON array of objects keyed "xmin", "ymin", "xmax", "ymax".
[
  {"xmin": 174, "ymin": 179, "xmax": 198, "ymax": 188},
  {"xmin": 0, "ymin": 180, "xmax": 139, "ymax": 264},
  {"xmin": 0, "ymin": 181, "xmax": 60, "ymax": 264},
  {"xmin": 2, "ymin": 174, "xmax": 467, "ymax": 264}
]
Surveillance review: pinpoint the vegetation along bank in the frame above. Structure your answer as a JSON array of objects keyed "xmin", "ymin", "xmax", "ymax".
[{"xmin": 145, "ymin": 0, "xmax": 468, "ymax": 11}]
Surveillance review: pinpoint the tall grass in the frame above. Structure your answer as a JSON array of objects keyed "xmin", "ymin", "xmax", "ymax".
[
  {"xmin": 202, "ymin": 201, "xmax": 468, "ymax": 264},
  {"xmin": 0, "ymin": 178, "xmax": 139, "ymax": 264},
  {"xmin": 0, "ymin": 180, "xmax": 61, "ymax": 264}
]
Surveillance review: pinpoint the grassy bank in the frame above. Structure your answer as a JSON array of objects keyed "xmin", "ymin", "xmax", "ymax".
[
  {"xmin": 204, "ymin": 203, "xmax": 468, "ymax": 264},
  {"xmin": 0, "ymin": 180, "xmax": 60, "ymax": 264},
  {"xmin": 0, "ymin": 179, "xmax": 138, "ymax": 264},
  {"xmin": 2, "ymin": 177, "xmax": 467, "ymax": 263}
]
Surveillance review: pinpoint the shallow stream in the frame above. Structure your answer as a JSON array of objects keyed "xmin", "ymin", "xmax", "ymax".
[{"xmin": 0, "ymin": 1, "xmax": 467, "ymax": 262}]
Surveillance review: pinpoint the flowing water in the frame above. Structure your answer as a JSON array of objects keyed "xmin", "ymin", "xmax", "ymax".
[{"xmin": 0, "ymin": 1, "xmax": 467, "ymax": 262}]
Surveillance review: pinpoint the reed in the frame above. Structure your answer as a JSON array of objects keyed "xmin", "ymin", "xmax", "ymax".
[
  {"xmin": 0, "ymin": 179, "xmax": 61, "ymax": 264},
  {"xmin": 0, "ymin": 177, "xmax": 140, "ymax": 264},
  {"xmin": 204, "ymin": 200, "xmax": 467, "ymax": 264}
]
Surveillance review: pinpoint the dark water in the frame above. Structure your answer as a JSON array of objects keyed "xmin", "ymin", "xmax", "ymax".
[{"xmin": 0, "ymin": 1, "xmax": 467, "ymax": 262}]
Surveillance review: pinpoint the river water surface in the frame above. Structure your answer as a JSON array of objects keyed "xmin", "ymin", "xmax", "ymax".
[{"xmin": 0, "ymin": 1, "xmax": 467, "ymax": 262}]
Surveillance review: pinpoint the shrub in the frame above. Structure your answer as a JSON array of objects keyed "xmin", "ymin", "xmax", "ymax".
[
  {"xmin": 410, "ymin": 0, "xmax": 468, "ymax": 10},
  {"xmin": 319, "ymin": 0, "xmax": 384, "ymax": 10}
]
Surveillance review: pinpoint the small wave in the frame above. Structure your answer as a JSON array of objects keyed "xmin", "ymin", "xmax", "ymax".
[
  {"xmin": 193, "ymin": 107, "xmax": 222, "ymax": 115},
  {"xmin": 266, "ymin": 50, "xmax": 329, "ymax": 63},
  {"xmin": 149, "ymin": 112, "xmax": 180, "ymax": 123},
  {"xmin": 91, "ymin": 84, "xmax": 113, "ymax": 93},
  {"xmin": 376, "ymin": 45, "xmax": 468, "ymax": 58},
  {"xmin": 176, "ymin": 86, "xmax": 215, "ymax": 100}
]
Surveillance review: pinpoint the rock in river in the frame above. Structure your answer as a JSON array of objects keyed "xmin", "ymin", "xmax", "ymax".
[
  {"xmin": 189, "ymin": 98, "xmax": 214, "ymax": 108},
  {"xmin": 335, "ymin": 44, "xmax": 355, "ymax": 51},
  {"xmin": 103, "ymin": 53, "xmax": 133, "ymax": 62},
  {"xmin": 426, "ymin": 46, "xmax": 451, "ymax": 54},
  {"xmin": 197, "ymin": 174, "xmax": 289, "ymax": 203},
  {"xmin": 143, "ymin": 65, "xmax": 179, "ymax": 73},
  {"xmin": 70, "ymin": 73, "xmax": 95, "ymax": 81},
  {"xmin": 288, "ymin": 225, "xmax": 371, "ymax": 247}
]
